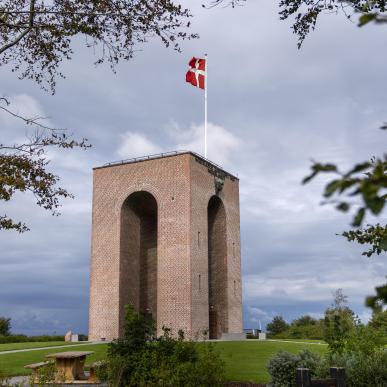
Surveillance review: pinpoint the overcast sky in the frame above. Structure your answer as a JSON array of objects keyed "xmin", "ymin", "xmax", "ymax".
[{"xmin": 0, "ymin": 1, "xmax": 386, "ymax": 335}]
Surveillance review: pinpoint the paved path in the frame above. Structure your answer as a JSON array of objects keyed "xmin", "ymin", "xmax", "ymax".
[
  {"xmin": 0, "ymin": 339, "xmax": 326, "ymax": 355},
  {"xmin": 6, "ymin": 375, "xmax": 107, "ymax": 386},
  {"xmin": 267, "ymin": 339, "xmax": 327, "ymax": 346},
  {"xmin": 0, "ymin": 341, "xmax": 107, "ymax": 355}
]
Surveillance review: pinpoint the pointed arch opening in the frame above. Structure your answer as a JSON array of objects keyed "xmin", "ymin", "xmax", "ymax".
[
  {"xmin": 207, "ymin": 195, "xmax": 228, "ymax": 339},
  {"xmin": 119, "ymin": 191, "xmax": 158, "ymax": 334}
]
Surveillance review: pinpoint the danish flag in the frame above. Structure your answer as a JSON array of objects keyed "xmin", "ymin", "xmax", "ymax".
[{"xmin": 186, "ymin": 57, "xmax": 206, "ymax": 90}]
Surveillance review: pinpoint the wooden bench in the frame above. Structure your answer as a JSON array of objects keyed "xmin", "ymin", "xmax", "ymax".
[{"xmin": 24, "ymin": 361, "xmax": 50, "ymax": 383}]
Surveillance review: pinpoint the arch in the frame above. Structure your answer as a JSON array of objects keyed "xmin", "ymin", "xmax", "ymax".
[
  {"xmin": 119, "ymin": 191, "xmax": 158, "ymax": 334},
  {"xmin": 207, "ymin": 195, "xmax": 228, "ymax": 339}
]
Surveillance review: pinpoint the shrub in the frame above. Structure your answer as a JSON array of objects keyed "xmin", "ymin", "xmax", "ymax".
[
  {"xmin": 266, "ymin": 316, "xmax": 289, "ymax": 337},
  {"xmin": 107, "ymin": 305, "xmax": 225, "ymax": 386},
  {"xmin": 323, "ymin": 324, "xmax": 387, "ymax": 387},
  {"xmin": 268, "ymin": 327, "xmax": 387, "ymax": 387},
  {"xmin": 287, "ymin": 322, "xmax": 324, "ymax": 340},
  {"xmin": 0, "ymin": 334, "xmax": 65, "ymax": 344},
  {"xmin": 267, "ymin": 350, "xmax": 300, "ymax": 387},
  {"xmin": 108, "ymin": 305, "xmax": 155, "ymax": 358},
  {"xmin": 344, "ymin": 325, "xmax": 384, "ymax": 356},
  {"xmin": 323, "ymin": 300, "xmax": 356, "ymax": 355},
  {"xmin": 268, "ymin": 315, "xmax": 324, "ymax": 340},
  {"xmin": 369, "ymin": 310, "xmax": 387, "ymax": 338},
  {"xmin": 29, "ymin": 361, "xmax": 57, "ymax": 386},
  {"xmin": 328, "ymin": 350, "xmax": 387, "ymax": 387},
  {"xmin": 0, "ymin": 369, "xmax": 10, "ymax": 386},
  {"xmin": 92, "ymin": 360, "xmax": 109, "ymax": 382},
  {"xmin": 298, "ymin": 349, "xmax": 327, "ymax": 377},
  {"xmin": 0, "ymin": 318, "xmax": 11, "ymax": 336},
  {"xmin": 267, "ymin": 350, "xmax": 327, "ymax": 387}
]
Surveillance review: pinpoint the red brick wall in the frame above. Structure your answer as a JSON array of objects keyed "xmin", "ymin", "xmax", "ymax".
[
  {"xmin": 208, "ymin": 196, "xmax": 228, "ymax": 339},
  {"xmin": 89, "ymin": 152, "xmax": 242, "ymax": 341},
  {"xmin": 119, "ymin": 192, "xmax": 157, "ymax": 333}
]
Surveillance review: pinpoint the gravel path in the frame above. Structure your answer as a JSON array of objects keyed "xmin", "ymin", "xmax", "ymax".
[{"xmin": 0, "ymin": 341, "xmax": 107, "ymax": 355}]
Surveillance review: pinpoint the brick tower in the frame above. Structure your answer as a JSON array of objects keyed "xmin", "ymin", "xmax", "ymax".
[{"xmin": 89, "ymin": 151, "xmax": 242, "ymax": 340}]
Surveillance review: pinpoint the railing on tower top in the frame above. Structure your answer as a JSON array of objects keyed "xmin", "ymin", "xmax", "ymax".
[{"xmin": 103, "ymin": 150, "xmax": 225, "ymax": 172}]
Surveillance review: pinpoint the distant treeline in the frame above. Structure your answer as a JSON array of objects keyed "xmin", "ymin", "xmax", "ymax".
[
  {"xmin": 266, "ymin": 315, "xmax": 325, "ymax": 340},
  {"xmin": 266, "ymin": 308, "xmax": 387, "ymax": 342},
  {"xmin": 0, "ymin": 335, "xmax": 66, "ymax": 344}
]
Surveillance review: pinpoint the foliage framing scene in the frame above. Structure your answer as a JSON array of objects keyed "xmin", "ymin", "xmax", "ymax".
[{"xmin": 0, "ymin": 0, "xmax": 386, "ymax": 386}]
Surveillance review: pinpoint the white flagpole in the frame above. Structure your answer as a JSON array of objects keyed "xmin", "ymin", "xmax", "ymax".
[{"xmin": 204, "ymin": 53, "xmax": 208, "ymax": 159}]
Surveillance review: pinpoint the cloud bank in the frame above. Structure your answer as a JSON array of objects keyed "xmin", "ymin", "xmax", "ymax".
[{"xmin": 0, "ymin": 1, "xmax": 386, "ymax": 334}]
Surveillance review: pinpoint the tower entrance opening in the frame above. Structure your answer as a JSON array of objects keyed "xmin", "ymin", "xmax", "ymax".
[
  {"xmin": 120, "ymin": 191, "xmax": 157, "ymax": 333},
  {"xmin": 208, "ymin": 195, "xmax": 228, "ymax": 339}
]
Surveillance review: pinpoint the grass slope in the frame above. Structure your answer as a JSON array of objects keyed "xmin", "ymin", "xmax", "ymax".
[
  {"xmin": 213, "ymin": 340, "xmax": 327, "ymax": 383},
  {"xmin": 0, "ymin": 341, "xmax": 83, "ymax": 352},
  {"xmin": 0, "ymin": 340, "xmax": 327, "ymax": 382},
  {"xmin": 0, "ymin": 344, "xmax": 107, "ymax": 377}
]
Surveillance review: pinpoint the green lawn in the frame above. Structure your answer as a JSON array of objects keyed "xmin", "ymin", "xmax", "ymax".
[
  {"xmin": 0, "ymin": 344, "xmax": 108, "ymax": 377},
  {"xmin": 213, "ymin": 340, "xmax": 327, "ymax": 383},
  {"xmin": 0, "ymin": 341, "xmax": 85, "ymax": 352},
  {"xmin": 0, "ymin": 340, "xmax": 327, "ymax": 383}
]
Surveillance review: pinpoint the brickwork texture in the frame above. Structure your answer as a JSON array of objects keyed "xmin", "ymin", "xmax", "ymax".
[{"xmin": 89, "ymin": 152, "xmax": 242, "ymax": 340}]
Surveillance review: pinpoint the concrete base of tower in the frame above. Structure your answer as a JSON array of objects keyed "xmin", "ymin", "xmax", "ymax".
[{"xmin": 219, "ymin": 332, "xmax": 246, "ymax": 341}]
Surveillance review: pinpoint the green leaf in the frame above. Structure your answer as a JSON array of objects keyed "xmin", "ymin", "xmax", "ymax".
[
  {"xmin": 366, "ymin": 197, "xmax": 385, "ymax": 215},
  {"xmin": 302, "ymin": 163, "xmax": 338, "ymax": 184},
  {"xmin": 336, "ymin": 202, "xmax": 350, "ymax": 212},
  {"xmin": 352, "ymin": 208, "xmax": 365, "ymax": 227},
  {"xmin": 358, "ymin": 13, "xmax": 377, "ymax": 27},
  {"xmin": 324, "ymin": 180, "xmax": 342, "ymax": 197},
  {"xmin": 302, "ymin": 171, "xmax": 317, "ymax": 184},
  {"xmin": 380, "ymin": 236, "xmax": 387, "ymax": 251},
  {"xmin": 317, "ymin": 163, "xmax": 338, "ymax": 173},
  {"xmin": 345, "ymin": 162, "xmax": 371, "ymax": 177}
]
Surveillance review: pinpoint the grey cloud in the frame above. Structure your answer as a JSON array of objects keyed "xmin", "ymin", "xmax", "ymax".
[{"xmin": 1, "ymin": 0, "xmax": 386, "ymax": 333}]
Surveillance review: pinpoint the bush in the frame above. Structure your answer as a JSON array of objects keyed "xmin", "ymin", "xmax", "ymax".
[
  {"xmin": 107, "ymin": 305, "xmax": 225, "ymax": 386},
  {"xmin": 267, "ymin": 351, "xmax": 300, "ymax": 387},
  {"xmin": 323, "ymin": 324, "xmax": 387, "ymax": 387},
  {"xmin": 328, "ymin": 350, "xmax": 387, "ymax": 387},
  {"xmin": 267, "ymin": 315, "xmax": 324, "ymax": 340},
  {"xmin": 92, "ymin": 360, "xmax": 109, "ymax": 382},
  {"xmin": 0, "ymin": 318, "xmax": 11, "ymax": 336},
  {"xmin": 344, "ymin": 325, "xmax": 384, "ymax": 356},
  {"xmin": 287, "ymin": 323, "xmax": 324, "ymax": 340},
  {"xmin": 0, "ymin": 334, "xmax": 67, "ymax": 344},
  {"xmin": 323, "ymin": 305, "xmax": 356, "ymax": 355},
  {"xmin": 0, "ymin": 369, "xmax": 10, "ymax": 386},
  {"xmin": 268, "ymin": 350, "xmax": 328, "ymax": 387},
  {"xmin": 369, "ymin": 310, "xmax": 387, "ymax": 338},
  {"xmin": 268, "ymin": 327, "xmax": 387, "ymax": 387},
  {"xmin": 298, "ymin": 349, "xmax": 327, "ymax": 377},
  {"xmin": 29, "ymin": 361, "xmax": 57, "ymax": 386},
  {"xmin": 108, "ymin": 332, "xmax": 225, "ymax": 386},
  {"xmin": 266, "ymin": 316, "xmax": 289, "ymax": 337}
]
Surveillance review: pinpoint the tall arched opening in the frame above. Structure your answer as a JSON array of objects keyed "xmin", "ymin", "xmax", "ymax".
[
  {"xmin": 119, "ymin": 191, "xmax": 157, "ymax": 334},
  {"xmin": 208, "ymin": 195, "xmax": 228, "ymax": 339}
]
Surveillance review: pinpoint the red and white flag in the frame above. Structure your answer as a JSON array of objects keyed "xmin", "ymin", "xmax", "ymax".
[
  {"xmin": 186, "ymin": 57, "xmax": 206, "ymax": 90},
  {"xmin": 185, "ymin": 54, "xmax": 208, "ymax": 157}
]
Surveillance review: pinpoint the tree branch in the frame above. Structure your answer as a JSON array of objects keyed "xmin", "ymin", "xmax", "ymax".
[{"xmin": 0, "ymin": 0, "xmax": 35, "ymax": 55}]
